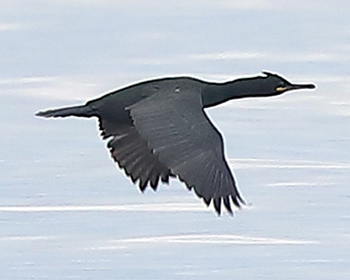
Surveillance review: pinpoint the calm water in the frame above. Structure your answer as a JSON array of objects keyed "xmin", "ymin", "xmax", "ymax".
[{"xmin": 1, "ymin": 1, "xmax": 349, "ymax": 279}]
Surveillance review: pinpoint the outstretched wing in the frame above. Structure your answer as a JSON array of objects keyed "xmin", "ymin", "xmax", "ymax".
[
  {"xmin": 98, "ymin": 116, "xmax": 173, "ymax": 192},
  {"xmin": 128, "ymin": 85, "xmax": 244, "ymax": 214}
]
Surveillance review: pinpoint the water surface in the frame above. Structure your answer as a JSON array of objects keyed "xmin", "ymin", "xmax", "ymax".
[{"xmin": 1, "ymin": 1, "xmax": 349, "ymax": 279}]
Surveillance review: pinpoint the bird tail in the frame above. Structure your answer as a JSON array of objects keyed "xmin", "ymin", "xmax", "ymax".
[{"xmin": 35, "ymin": 104, "xmax": 96, "ymax": 118}]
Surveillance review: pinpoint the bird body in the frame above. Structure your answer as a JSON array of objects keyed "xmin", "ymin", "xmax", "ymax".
[{"xmin": 36, "ymin": 72, "xmax": 315, "ymax": 215}]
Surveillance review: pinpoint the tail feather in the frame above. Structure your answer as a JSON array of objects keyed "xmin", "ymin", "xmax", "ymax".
[{"xmin": 35, "ymin": 104, "xmax": 96, "ymax": 118}]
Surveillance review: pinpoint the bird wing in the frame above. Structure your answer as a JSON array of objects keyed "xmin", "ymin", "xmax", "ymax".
[
  {"xmin": 128, "ymin": 86, "xmax": 244, "ymax": 214},
  {"xmin": 98, "ymin": 117, "xmax": 173, "ymax": 192}
]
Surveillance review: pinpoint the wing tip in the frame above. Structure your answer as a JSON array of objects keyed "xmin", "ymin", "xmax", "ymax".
[{"xmin": 207, "ymin": 193, "xmax": 247, "ymax": 217}]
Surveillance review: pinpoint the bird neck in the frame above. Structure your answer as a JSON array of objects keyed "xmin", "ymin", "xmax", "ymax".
[{"xmin": 202, "ymin": 77, "xmax": 273, "ymax": 108}]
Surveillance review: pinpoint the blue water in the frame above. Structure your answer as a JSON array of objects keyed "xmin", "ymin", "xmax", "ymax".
[{"xmin": 1, "ymin": 1, "xmax": 349, "ymax": 279}]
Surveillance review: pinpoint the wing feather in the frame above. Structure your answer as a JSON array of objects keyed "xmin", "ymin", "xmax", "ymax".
[
  {"xmin": 128, "ymin": 84, "xmax": 244, "ymax": 214},
  {"xmin": 100, "ymin": 120, "xmax": 172, "ymax": 191}
]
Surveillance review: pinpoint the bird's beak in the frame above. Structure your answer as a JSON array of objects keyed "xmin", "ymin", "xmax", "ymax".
[{"xmin": 276, "ymin": 83, "xmax": 316, "ymax": 93}]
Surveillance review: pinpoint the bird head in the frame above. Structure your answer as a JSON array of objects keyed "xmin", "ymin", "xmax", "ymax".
[{"xmin": 261, "ymin": 71, "xmax": 316, "ymax": 96}]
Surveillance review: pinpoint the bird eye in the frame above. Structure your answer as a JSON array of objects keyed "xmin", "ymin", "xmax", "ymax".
[{"xmin": 276, "ymin": 82, "xmax": 286, "ymax": 92}]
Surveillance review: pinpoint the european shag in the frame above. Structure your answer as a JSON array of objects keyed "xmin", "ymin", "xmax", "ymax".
[{"xmin": 36, "ymin": 71, "xmax": 315, "ymax": 215}]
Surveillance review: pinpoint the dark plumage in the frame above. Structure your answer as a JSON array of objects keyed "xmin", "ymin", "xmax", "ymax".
[{"xmin": 36, "ymin": 72, "xmax": 315, "ymax": 215}]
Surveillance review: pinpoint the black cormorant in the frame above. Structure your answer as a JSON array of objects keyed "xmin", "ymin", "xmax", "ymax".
[{"xmin": 36, "ymin": 71, "xmax": 315, "ymax": 215}]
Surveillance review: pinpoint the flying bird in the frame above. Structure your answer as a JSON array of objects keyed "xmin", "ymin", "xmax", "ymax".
[{"xmin": 36, "ymin": 72, "xmax": 315, "ymax": 215}]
